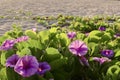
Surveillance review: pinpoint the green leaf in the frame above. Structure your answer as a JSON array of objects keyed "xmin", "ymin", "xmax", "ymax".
[
  {"xmin": 88, "ymin": 36, "xmax": 101, "ymax": 43},
  {"xmin": 88, "ymin": 42, "xmax": 99, "ymax": 55},
  {"xmin": 0, "ymin": 68, "xmax": 7, "ymax": 80},
  {"xmin": 101, "ymin": 32, "xmax": 112, "ymax": 41},
  {"xmin": 0, "ymin": 52, "xmax": 6, "ymax": 66},
  {"xmin": 17, "ymin": 48, "xmax": 31, "ymax": 57},
  {"xmin": 76, "ymin": 33, "xmax": 85, "ymax": 40},
  {"xmin": 0, "ymin": 50, "xmax": 14, "ymax": 66},
  {"xmin": 89, "ymin": 30, "xmax": 104, "ymax": 37},
  {"xmin": 74, "ymin": 22, "xmax": 80, "ymax": 28},
  {"xmin": 49, "ymin": 27, "xmax": 58, "ymax": 34},
  {"xmin": 25, "ymin": 30, "xmax": 37, "ymax": 39},
  {"xmin": 6, "ymin": 68, "xmax": 20, "ymax": 80},
  {"xmin": 44, "ymin": 72, "xmax": 54, "ymax": 80},
  {"xmin": 38, "ymin": 30, "xmax": 50, "ymax": 43},
  {"xmin": 107, "ymin": 65, "xmax": 120, "ymax": 79},
  {"xmin": 107, "ymin": 40, "xmax": 117, "ymax": 48},
  {"xmin": 56, "ymin": 33, "xmax": 69, "ymax": 46},
  {"xmin": 115, "ymin": 50, "xmax": 120, "ymax": 57},
  {"xmin": 16, "ymin": 42, "xmax": 29, "ymax": 50},
  {"xmin": 45, "ymin": 48, "xmax": 61, "ymax": 61},
  {"xmin": 28, "ymin": 39, "xmax": 43, "ymax": 50},
  {"xmin": 53, "ymin": 69, "xmax": 69, "ymax": 80},
  {"xmin": 50, "ymin": 58, "xmax": 67, "ymax": 70}
]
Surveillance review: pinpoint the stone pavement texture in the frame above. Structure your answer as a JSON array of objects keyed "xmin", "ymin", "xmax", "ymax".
[{"xmin": 0, "ymin": 0, "xmax": 120, "ymax": 35}]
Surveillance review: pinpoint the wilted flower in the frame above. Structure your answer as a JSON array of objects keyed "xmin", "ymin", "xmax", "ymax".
[
  {"xmin": 67, "ymin": 32, "xmax": 76, "ymax": 39},
  {"xmin": 0, "ymin": 39, "xmax": 15, "ymax": 50},
  {"xmin": 101, "ymin": 50, "xmax": 114, "ymax": 58},
  {"xmin": 15, "ymin": 36, "xmax": 29, "ymax": 43},
  {"xmin": 79, "ymin": 56, "xmax": 89, "ymax": 66},
  {"xmin": 37, "ymin": 62, "xmax": 51, "ymax": 75},
  {"xmin": 93, "ymin": 57, "xmax": 111, "ymax": 65},
  {"xmin": 6, "ymin": 54, "xmax": 19, "ymax": 68},
  {"xmin": 14, "ymin": 55, "xmax": 39, "ymax": 77},
  {"xmin": 69, "ymin": 40, "xmax": 88, "ymax": 56},
  {"xmin": 98, "ymin": 26, "xmax": 106, "ymax": 31}
]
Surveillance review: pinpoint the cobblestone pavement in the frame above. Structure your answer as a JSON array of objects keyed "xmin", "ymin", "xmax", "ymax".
[{"xmin": 0, "ymin": 0, "xmax": 120, "ymax": 35}]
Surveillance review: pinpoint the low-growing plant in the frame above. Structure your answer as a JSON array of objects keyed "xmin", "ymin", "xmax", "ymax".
[{"xmin": 0, "ymin": 15, "xmax": 120, "ymax": 80}]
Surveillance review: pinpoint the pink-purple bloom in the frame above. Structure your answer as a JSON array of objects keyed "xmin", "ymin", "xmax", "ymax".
[
  {"xmin": 0, "ymin": 39, "xmax": 15, "ymax": 50},
  {"xmin": 67, "ymin": 32, "xmax": 76, "ymax": 39},
  {"xmin": 101, "ymin": 50, "xmax": 114, "ymax": 58},
  {"xmin": 32, "ymin": 28, "xmax": 37, "ymax": 32},
  {"xmin": 37, "ymin": 62, "xmax": 51, "ymax": 75},
  {"xmin": 93, "ymin": 57, "xmax": 111, "ymax": 65},
  {"xmin": 79, "ymin": 56, "xmax": 89, "ymax": 66},
  {"xmin": 69, "ymin": 40, "xmax": 88, "ymax": 56},
  {"xmin": 14, "ymin": 55, "xmax": 39, "ymax": 77},
  {"xmin": 6, "ymin": 54, "xmax": 19, "ymax": 68},
  {"xmin": 15, "ymin": 36, "xmax": 29, "ymax": 43},
  {"xmin": 98, "ymin": 26, "xmax": 106, "ymax": 31}
]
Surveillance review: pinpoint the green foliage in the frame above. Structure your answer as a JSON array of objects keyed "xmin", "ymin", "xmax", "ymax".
[
  {"xmin": 25, "ymin": 30, "xmax": 37, "ymax": 39},
  {"xmin": 17, "ymin": 48, "xmax": 31, "ymax": 57},
  {"xmin": 1, "ymin": 15, "xmax": 120, "ymax": 80},
  {"xmin": 44, "ymin": 48, "xmax": 62, "ymax": 62}
]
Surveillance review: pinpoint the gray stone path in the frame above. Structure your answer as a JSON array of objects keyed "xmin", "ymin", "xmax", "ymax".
[{"xmin": 0, "ymin": 0, "xmax": 120, "ymax": 35}]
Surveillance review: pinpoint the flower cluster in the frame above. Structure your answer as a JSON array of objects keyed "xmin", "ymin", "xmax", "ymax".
[
  {"xmin": 6, "ymin": 54, "xmax": 51, "ymax": 77},
  {"xmin": 0, "ymin": 36, "xmax": 29, "ymax": 51},
  {"xmin": 69, "ymin": 40, "xmax": 89, "ymax": 66},
  {"xmin": 68, "ymin": 34, "xmax": 114, "ymax": 66},
  {"xmin": 15, "ymin": 36, "xmax": 29, "ymax": 43},
  {"xmin": 0, "ymin": 40, "xmax": 15, "ymax": 50}
]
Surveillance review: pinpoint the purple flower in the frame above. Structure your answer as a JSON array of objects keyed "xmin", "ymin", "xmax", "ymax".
[
  {"xmin": 67, "ymin": 32, "xmax": 76, "ymax": 39},
  {"xmin": 14, "ymin": 55, "xmax": 39, "ymax": 77},
  {"xmin": 101, "ymin": 50, "xmax": 114, "ymax": 58},
  {"xmin": 98, "ymin": 26, "xmax": 106, "ymax": 31},
  {"xmin": 15, "ymin": 36, "xmax": 29, "ymax": 43},
  {"xmin": 37, "ymin": 62, "xmax": 51, "ymax": 75},
  {"xmin": 114, "ymin": 33, "xmax": 120, "ymax": 38},
  {"xmin": 79, "ymin": 56, "xmax": 89, "ymax": 66},
  {"xmin": 0, "ymin": 39, "xmax": 15, "ymax": 50},
  {"xmin": 93, "ymin": 57, "xmax": 111, "ymax": 65},
  {"xmin": 69, "ymin": 40, "xmax": 88, "ymax": 56},
  {"xmin": 6, "ymin": 54, "xmax": 19, "ymax": 68}
]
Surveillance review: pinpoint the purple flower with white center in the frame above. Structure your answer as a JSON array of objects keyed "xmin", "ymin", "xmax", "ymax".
[
  {"xmin": 67, "ymin": 32, "xmax": 76, "ymax": 39},
  {"xmin": 101, "ymin": 50, "xmax": 114, "ymax": 58},
  {"xmin": 69, "ymin": 40, "xmax": 88, "ymax": 56},
  {"xmin": 6, "ymin": 54, "xmax": 19, "ymax": 68},
  {"xmin": 93, "ymin": 57, "xmax": 111, "ymax": 65},
  {"xmin": 79, "ymin": 56, "xmax": 89, "ymax": 66},
  {"xmin": 98, "ymin": 26, "xmax": 106, "ymax": 31},
  {"xmin": 37, "ymin": 62, "xmax": 51, "ymax": 75},
  {"xmin": 0, "ymin": 39, "xmax": 15, "ymax": 50},
  {"xmin": 114, "ymin": 33, "xmax": 120, "ymax": 38},
  {"xmin": 15, "ymin": 36, "xmax": 29, "ymax": 43},
  {"xmin": 14, "ymin": 55, "xmax": 39, "ymax": 77}
]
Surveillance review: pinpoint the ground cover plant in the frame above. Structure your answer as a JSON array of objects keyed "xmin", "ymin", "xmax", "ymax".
[{"xmin": 0, "ymin": 15, "xmax": 120, "ymax": 80}]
